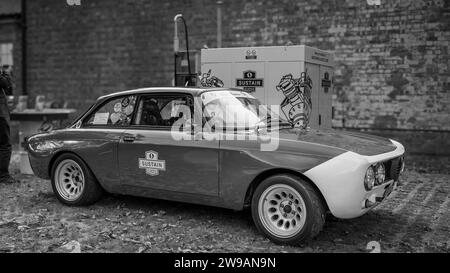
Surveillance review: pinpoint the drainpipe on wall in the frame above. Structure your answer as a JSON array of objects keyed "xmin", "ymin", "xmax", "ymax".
[
  {"xmin": 174, "ymin": 14, "xmax": 182, "ymax": 53},
  {"xmin": 21, "ymin": 0, "xmax": 27, "ymax": 95},
  {"xmin": 217, "ymin": 1, "xmax": 223, "ymax": 48},
  {"xmin": 174, "ymin": 14, "xmax": 193, "ymax": 86}
]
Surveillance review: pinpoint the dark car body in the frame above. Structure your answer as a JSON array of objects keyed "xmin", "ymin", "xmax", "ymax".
[{"xmin": 27, "ymin": 87, "xmax": 405, "ymax": 218}]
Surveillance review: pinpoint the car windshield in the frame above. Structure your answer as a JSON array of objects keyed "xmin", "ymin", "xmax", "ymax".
[{"xmin": 201, "ymin": 90, "xmax": 289, "ymax": 129}]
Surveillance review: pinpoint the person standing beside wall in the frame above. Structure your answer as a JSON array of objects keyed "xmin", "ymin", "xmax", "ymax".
[{"xmin": 0, "ymin": 65, "xmax": 17, "ymax": 184}]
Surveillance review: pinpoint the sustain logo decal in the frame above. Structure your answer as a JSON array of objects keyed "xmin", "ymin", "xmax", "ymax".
[
  {"xmin": 322, "ymin": 72, "xmax": 331, "ymax": 93},
  {"xmin": 276, "ymin": 72, "xmax": 313, "ymax": 129},
  {"xmin": 236, "ymin": 70, "xmax": 263, "ymax": 93},
  {"xmin": 138, "ymin": 151, "xmax": 166, "ymax": 176}
]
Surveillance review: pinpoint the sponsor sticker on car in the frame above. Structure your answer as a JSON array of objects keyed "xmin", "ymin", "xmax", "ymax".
[{"xmin": 138, "ymin": 151, "xmax": 166, "ymax": 176}]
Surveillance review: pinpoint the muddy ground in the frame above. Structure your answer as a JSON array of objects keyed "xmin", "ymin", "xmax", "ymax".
[{"xmin": 0, "ymin": 154, "xmax": 448, "ymax": 253}]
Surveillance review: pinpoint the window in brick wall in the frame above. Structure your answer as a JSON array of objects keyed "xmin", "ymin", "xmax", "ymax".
[{"xmin": 0, "ymin": 43, "xmax": 14, "ymax": 67}]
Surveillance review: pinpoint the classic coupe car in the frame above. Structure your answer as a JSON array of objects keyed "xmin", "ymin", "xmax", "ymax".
[{"xmin": 27, "ymin": 87, "xmax": 405, "ymax": 245}]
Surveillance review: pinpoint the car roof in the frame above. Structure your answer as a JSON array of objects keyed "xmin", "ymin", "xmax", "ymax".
[{"xmin": 98, "ymin": 87, "xmax": 244, "ymax": 101}]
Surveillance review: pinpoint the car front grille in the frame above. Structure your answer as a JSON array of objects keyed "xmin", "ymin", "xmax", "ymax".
[{"xmin": 384, "ymin": 156, "xmax": 404, "ymax": 181}]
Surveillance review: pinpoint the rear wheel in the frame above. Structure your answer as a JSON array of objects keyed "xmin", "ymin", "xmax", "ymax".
[
  {"xmin": 51, "ymin": 154, "xmax": 103, "ymax": 206},
  {"xmin": 251, "ymin": 174, "xmax": 326, "ymax": 245}
]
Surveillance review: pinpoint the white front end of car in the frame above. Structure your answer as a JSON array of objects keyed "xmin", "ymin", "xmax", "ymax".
[{"xmin": 303, "ymin": 139, "xmax": 405, "ymax": 219}]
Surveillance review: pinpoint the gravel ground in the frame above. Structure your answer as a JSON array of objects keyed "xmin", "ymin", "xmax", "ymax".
[{"xmin": 0, "ymin": 154, "xmax": 449, "ymax": 253}]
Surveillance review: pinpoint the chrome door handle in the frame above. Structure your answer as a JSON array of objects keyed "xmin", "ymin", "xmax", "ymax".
[{"xmin": 122, "ymin": 135, "xmax": 136, "ymax": 142}]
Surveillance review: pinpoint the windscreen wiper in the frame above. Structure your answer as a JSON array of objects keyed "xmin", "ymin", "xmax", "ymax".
[{"xmin": 257, "ymin": 115, "xmax": 293, "ymax": 128}]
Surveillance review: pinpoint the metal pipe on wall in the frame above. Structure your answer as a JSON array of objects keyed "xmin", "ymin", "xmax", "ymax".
[
  {"xmin": 217, "ymin": 1, "xmax": 223, "ymax": 48},
  {"xmin": 21, "ymin": 0, "xmax": 27, "ymax": 95},
  {"xmin": 173, "ymin": 14, "xmax": 193, "ymax": 86},
  {"xmin": 174, "ymin": 14, "xmax": 182, "ymax": 53}
]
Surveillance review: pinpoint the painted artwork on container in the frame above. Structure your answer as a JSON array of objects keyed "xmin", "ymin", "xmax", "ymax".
[
  {"xmin": 276, "ymin": 72, "xmax": 313, "ymax": 129},
  {"xmin": 200, "ymin": 69, "xmax": 224, "ymax": 88}
]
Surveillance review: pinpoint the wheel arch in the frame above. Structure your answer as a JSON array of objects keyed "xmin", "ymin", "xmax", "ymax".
[
  {"xmin": 48, "ymin": 150, "xmax": 102, "ymax": 188},
  {"xmin": 243, "ymin": 168, "xmax": 330, "ymax": 212}
]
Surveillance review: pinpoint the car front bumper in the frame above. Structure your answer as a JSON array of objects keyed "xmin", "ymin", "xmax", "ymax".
[{"xmin": 303, "ymin": 139, "xmax": 405, "ymax": 219}]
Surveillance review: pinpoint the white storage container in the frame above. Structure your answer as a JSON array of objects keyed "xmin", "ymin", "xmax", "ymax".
[{"xmin": 200, "ymin": 45, "xmax": 334, "ymax": 129}]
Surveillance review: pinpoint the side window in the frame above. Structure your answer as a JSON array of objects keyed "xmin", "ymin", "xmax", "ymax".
[
  {"xmin": 83, "ymin": 96, "xmax": 137, "ymax": 127},
  {"xmin": 133, "ymin": 95, "xmax": 194, "ymax": 129}
]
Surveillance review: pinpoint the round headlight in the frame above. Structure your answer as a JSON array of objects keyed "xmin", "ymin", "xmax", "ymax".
[
  {"xmin": 375, "ymin": 163, "xmax": 385, "ymax": 185},
  {"xmin": 364, "ymin": 166, "xmax": 376, "ymax": 191}
]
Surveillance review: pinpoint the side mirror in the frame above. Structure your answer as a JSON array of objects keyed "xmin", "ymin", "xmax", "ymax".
[{"xmin": 254, "ymin": 121, "xmax": 267, "ymax": 135}]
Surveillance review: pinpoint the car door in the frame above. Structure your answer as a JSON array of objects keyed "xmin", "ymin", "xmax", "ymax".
[
  {"xmin": 117, "ymin": 92, "xmax": 219, "ymax": 197},
  {"xmin": 77, "ymin": 94, "xmax": 138, "ymax": 192}
]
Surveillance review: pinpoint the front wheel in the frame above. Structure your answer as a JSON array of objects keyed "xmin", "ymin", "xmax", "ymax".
[
  {"xmin": 51, "ymin": 153, "xmax": 103, "ymax": 206},
  {"xmin": 251, "ymin": 174, "xmax": 326, "ymax": 245}
]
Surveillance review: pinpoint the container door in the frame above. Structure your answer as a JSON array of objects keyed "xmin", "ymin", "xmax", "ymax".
[
  {"xmin": 304, "ymin": 62, "xmax": 320, "ymax": 128},
  {"xmin": 319, "ymin": 66, "xmax": 333, "ymax": 128}
]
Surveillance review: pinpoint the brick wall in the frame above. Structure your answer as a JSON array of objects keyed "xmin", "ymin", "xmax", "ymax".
[
  {"xmin": 0, "ymin": 16, "xmax": 22, "ymax": 94},
  {"xmin": 23, "ymin": 0, "xmax": 449, "ymax": 133}
]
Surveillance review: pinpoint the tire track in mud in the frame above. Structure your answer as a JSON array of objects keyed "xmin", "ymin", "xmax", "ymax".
[
  {"xmin": 377, "ymin": 177, "xmax": 417, "ymax": 212},
  {"xmin": 376, "ymin": 173, "xmax": 449, "ymax": 252},
  {"xmin": 391, "ymin": 183, "xmax": 425, "ymax": 214},
  {"xmin": 385, "ymin": 178, "xmax": 412, "ymax": 201},
  {"xmin": 389, "ymin": 183, "xmax": 441, "ymax": 252},
  {"xmin": 415, "ymin": 175, "xmax": 450, "ymax": 251},
  {"xmin": 372, "ymin": 176, "xmax": 426, "ymax": 252},
  {"xmin": 420, "ymin": 194, "xmax": 450, "ymax": 252}
]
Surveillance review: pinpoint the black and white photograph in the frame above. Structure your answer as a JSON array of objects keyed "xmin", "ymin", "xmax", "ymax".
[{"xmin": 0, "ymin": 0, "xmax": 449, "ymax": 262}]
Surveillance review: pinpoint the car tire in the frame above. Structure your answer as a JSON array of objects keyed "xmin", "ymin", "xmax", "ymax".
[
  {"xmin": 251, "ymin": 174, "xmax": 326, "ymax": 245},
  {"xmin": 51, "ymin": 153, "xmax": 103, "ymax": 206}
]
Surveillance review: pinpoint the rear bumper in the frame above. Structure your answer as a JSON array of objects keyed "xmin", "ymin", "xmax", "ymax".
[{"xmin": 304, "ymin": 139, "xmax": 405, "ymax": 219}]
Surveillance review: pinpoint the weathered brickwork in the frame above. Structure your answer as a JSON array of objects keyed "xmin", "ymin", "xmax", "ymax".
[
  {"xmin": 0, "ymin": 17, "xmax": 22, "ymax": 94},
  {"xmin": 24, "ymin": 0, "xmax": 449, "ymax": 131}
]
